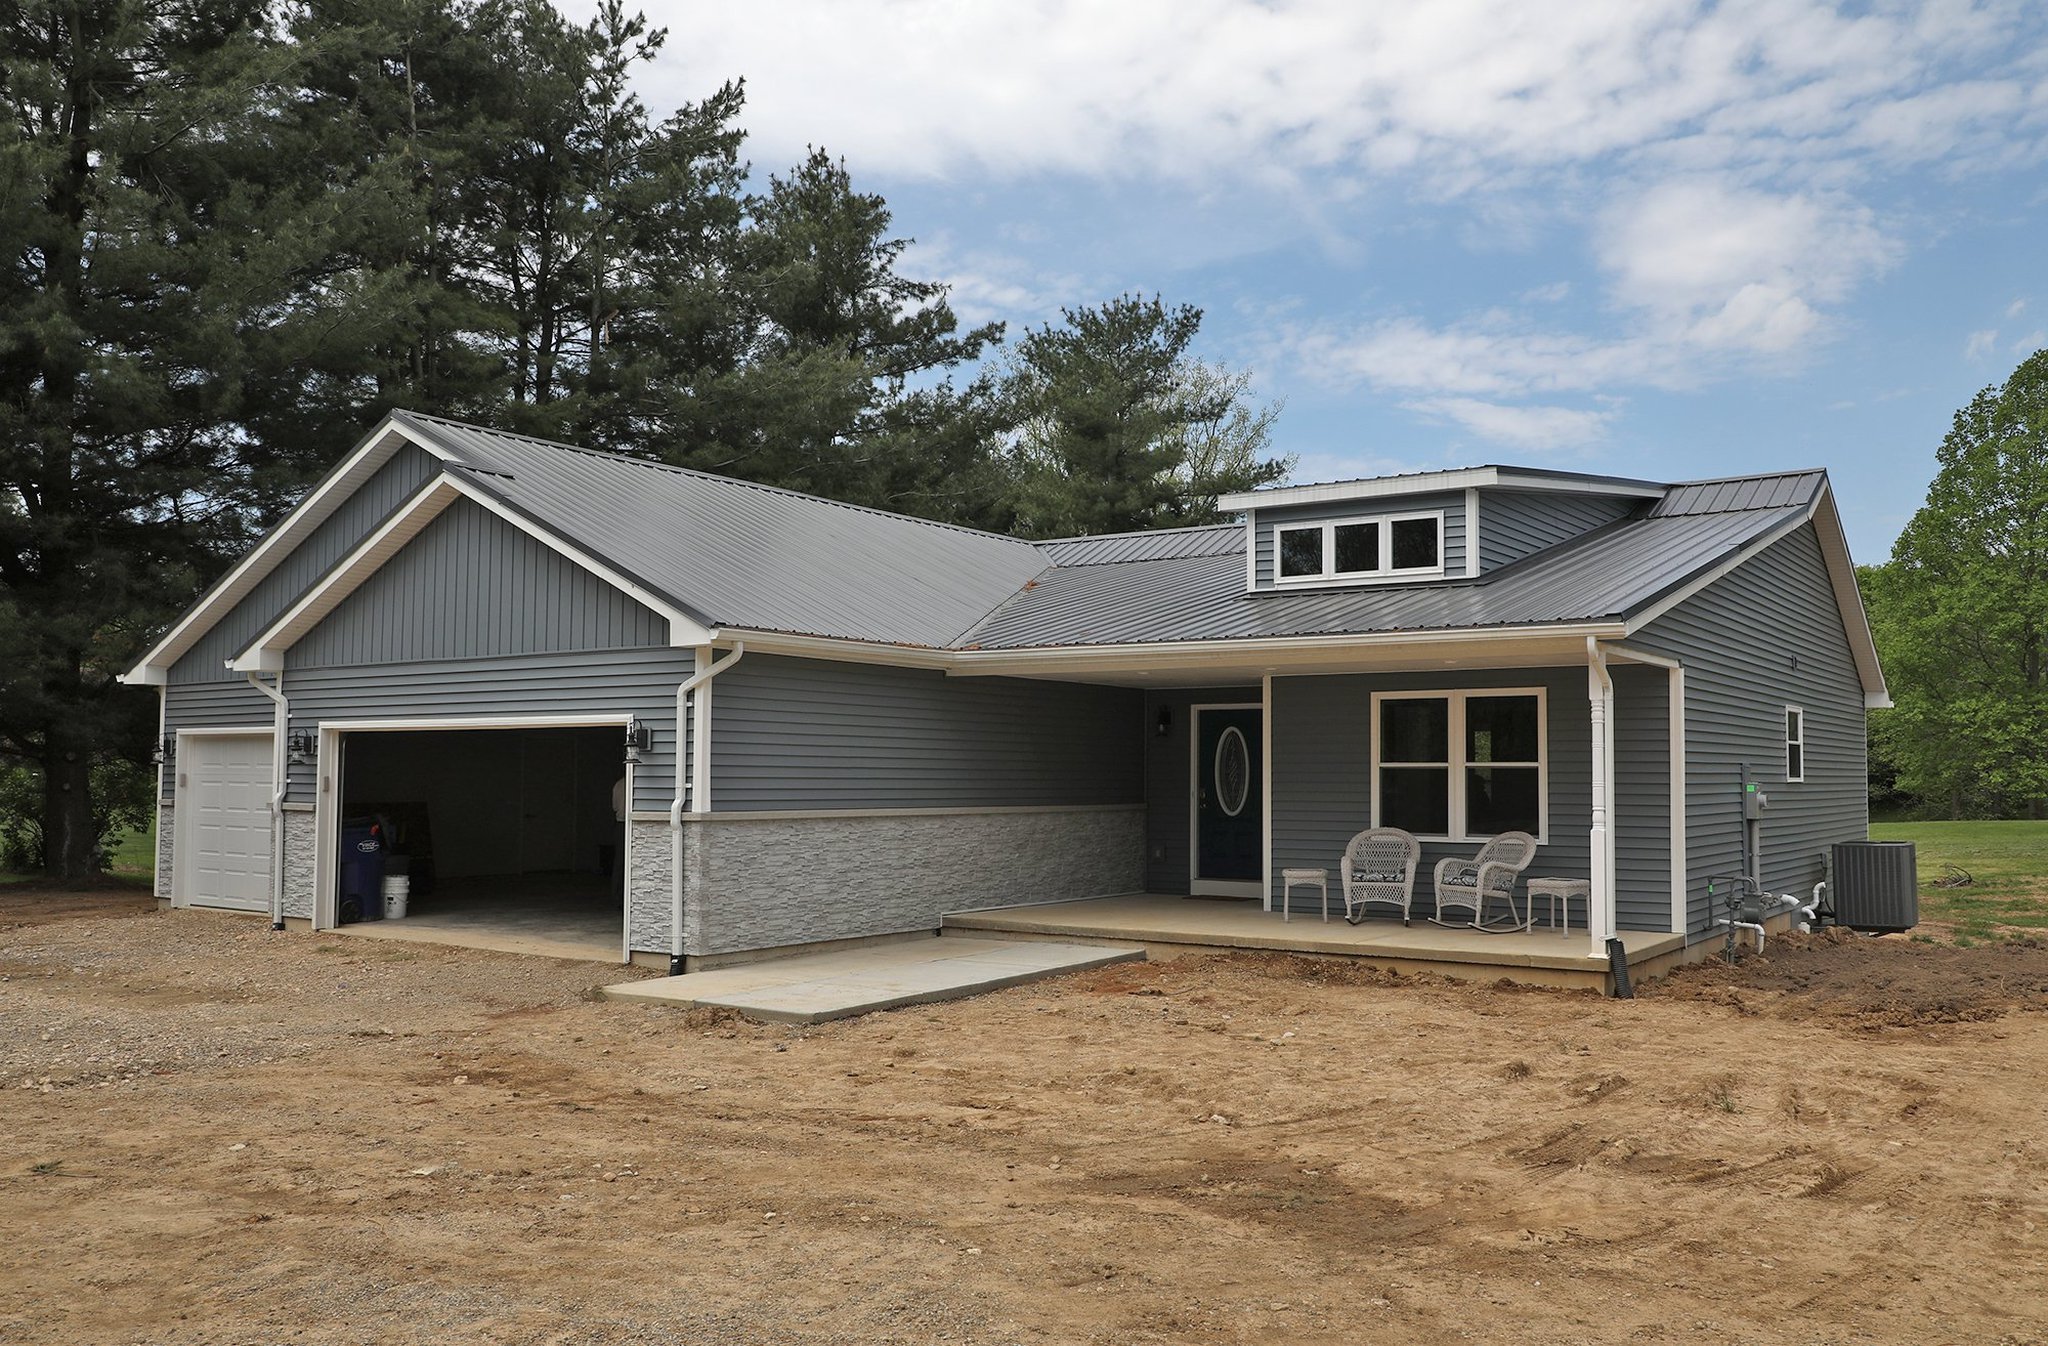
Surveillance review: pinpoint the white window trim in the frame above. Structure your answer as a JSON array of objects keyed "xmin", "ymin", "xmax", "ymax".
[
  {"xmin": 1369, "ymin": 687, "xmax": 1549, "ymax": 844},
  {"xmin": 1271, "ymin": 509, "xmax": 1446, "ymax": 587},
  {"xmin": 1785, "ymin": 704, "xmax": 1805, "ymax": 783}
]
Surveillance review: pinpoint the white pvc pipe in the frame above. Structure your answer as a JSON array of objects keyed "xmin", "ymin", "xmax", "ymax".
[
  {"xmin": 668, "ymin": 642, "xmax": 745, "ymax": 973},
  {"xmin": 245, "ymin": 671, "xmax": 289, "ymax": 931}
]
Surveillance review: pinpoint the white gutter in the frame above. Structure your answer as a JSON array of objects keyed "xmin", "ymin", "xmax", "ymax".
[
  {"xmin": 244, "ymin": 671, "xmax": 290, "ymax": 932},
  {"xmin": 1586, "ymin": 638, "xmax": 1615, "ymax": 961},
  {"xmin": 668, "ymin": 642, "xmax": 745, "ymax": 975}
]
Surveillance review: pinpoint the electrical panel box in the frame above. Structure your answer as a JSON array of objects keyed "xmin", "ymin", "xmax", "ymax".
[{"xmin": 1742, "ymin": 783, "xmax": 1768, "ymax": 819}]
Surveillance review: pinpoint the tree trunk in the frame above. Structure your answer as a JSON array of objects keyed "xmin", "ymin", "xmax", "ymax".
[
  {"xmin": 41, "ymin": 734, "xmax": 97, "ymax": 882},
  {"xmin": 1950, "ymin": 786, "xmax": 1964, "ymax": 821}
]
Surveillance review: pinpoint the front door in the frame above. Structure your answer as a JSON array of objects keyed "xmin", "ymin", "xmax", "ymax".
[{"xmin": 1192, "ymin": 705, "xmax": 1262, "ymax": 898}]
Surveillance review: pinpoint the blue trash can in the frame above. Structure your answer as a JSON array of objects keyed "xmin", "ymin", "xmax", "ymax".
[{"xmin": 338, "ymin": 819, "xmax": 387, "ymax": 923}]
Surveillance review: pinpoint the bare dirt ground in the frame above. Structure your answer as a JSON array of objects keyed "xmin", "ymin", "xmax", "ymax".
[{"xmin": 4, "ymin": 892, "xmax": 2047, "ymax": 1346}]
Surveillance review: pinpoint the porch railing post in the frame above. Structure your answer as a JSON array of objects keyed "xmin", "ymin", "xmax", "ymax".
[{"xmin": 1587, "ymin": 639, "xmax": 1615, "ymax": 959}]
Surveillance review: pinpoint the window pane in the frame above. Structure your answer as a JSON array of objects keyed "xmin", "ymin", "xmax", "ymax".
[
  {"xmin": 1466, "ymin": 766, "xmax": 1539, "ymax": 836},
  {"xmin": 1333, "ymin": 521, "xmax": 1379, "ymax": 574},
  {"xmin": 1278, "ymin": 527, "xmax": 1323, "ymax": 577},
  {"xmin": 1786, "ymin": 709, "xmax": 1801, "ymax": 741},
  {"xmin": 1391, "ymin": 517, "xmax": 1439, "ymax": 569},
  {"xmin": 1381, "ymin": 766, "xmax": 1450, "ymax": 834},
  {"xmin": 1380, "ymin": 698, "xmax": 1448, "ymax": 763},
  {"xmin": 1788, "ymin": 743, "xmax": 1803, "ymax": 779},
  {"xmin": 1467, "ymin": 695, "xmax": 1539, "ymax": 764}
]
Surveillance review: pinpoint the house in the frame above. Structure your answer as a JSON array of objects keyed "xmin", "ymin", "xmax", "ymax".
[{"xmin": 122, "ymin": 411, "xmax": 1886, "ymax": 978}]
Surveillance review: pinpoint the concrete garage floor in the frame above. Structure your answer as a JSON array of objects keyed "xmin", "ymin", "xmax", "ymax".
[{"xmin": 333, "ymin": 874, "xmax": 621, "ymax": 962}]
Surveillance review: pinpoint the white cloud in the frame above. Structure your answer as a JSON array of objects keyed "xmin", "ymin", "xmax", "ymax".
[
  {"xmin": 2014, "ymin": 330, "xmax": 2048, "ymax": 354},
  {"xmin": 1521, "ymin": 281, "xmax": 1572, "ymax": 303},
  {"xmin": 1403, "ymin": 398, "xmax": 1614, "ymax": 451},
  {"xmin": 1965, "ymin": 329, "xmax": 2000, "ymax": 359},
  {"xmin": 2009, "ymin": 298, "xmax": 2031, "ymax": 319}
]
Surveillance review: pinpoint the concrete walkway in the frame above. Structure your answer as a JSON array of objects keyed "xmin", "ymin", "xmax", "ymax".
[{"xmin": 599, "ymin": 937, "xmax": 1144, "ymax": 1024}]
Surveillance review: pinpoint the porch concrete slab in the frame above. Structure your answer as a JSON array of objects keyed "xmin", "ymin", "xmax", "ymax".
[
  {"xmin": 599, "ymin": 936, "xmax": 1144, "ymax": 1024},
  {"xmin": 943, "ymin": 894, "xmax": 1685, "ymax": 988}
]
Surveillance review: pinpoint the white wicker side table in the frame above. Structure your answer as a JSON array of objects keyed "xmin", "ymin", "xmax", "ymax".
[
  {"xmin": 1280, "ymin": 867, "xmax": 1331, "ymax": 923},
  {"xmin": 1525, "ymin": 878, "xmax": 1589, "ymax": 936}
]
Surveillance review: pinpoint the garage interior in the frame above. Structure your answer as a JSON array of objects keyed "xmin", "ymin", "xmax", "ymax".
[{"xmin": 336, "ymin": 726, "xmax": 625, "ymax": 957}]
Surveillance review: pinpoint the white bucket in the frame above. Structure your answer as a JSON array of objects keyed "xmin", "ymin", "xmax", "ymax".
[{"xmin": 381, "ymin": 874, "xmax": 410, "ymax": 920}]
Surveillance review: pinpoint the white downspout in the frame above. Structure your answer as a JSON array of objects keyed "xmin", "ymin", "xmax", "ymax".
[
  {"xmin": 245, "ymin": 671, "xmax": 289, "ymax": 932},
  {"xmin": 153, "ymin": 685, "xmax": 167, "ymax": 902},
  {"xmin": 669, "ymin": 642, "xmax": 745, "ymax": 976},
  {"xmin": 1586, "ymin": 638, "xmax": 1615, "ymax": 960}
]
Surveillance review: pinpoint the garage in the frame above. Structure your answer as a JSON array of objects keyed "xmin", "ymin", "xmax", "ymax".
[
  {"xmin": 329, "ymin": 725, "xmax": 626, "ymax": 955},
  {"xmin": 175, "ymin": 732, "xmax": 275, "ymax": 912}
]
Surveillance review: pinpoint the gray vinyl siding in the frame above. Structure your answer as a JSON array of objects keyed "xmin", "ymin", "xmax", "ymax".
[
  {"xmin": 278, "ymin": 648, "xmax": 694, "ymax": 814},
  {"xmin": 1476, "ymin": 490, "xmax": 1640, "ymax": 572},
  {"xmin": 1266, "ymin": 666, "xmax": 1670, "ymax": 932},
  {"xmin": 287, "ymin": 497, "xmax": 666, "ymax": 668},
  {"xmin": 1628, "ymin": 523, "xmax": 1868, "ymax": 937},
  {"xmin": 708, "ymin": 653, "xmax": 1143, "ymax": 811},
  {"xmin": 1249, "ymin": 491, "xmax": 1468, "ymax": 589},
  {"xmin": 1611, "ymin": 664, "xmax": 1674, "ymax": 932},
  {"xmin": 1142, "ymin": 686, "xmax": 1262, "ymax": 894},
  {"xmin": 168, "ymin": 444, "xmax": 440, "ymax": 684}
]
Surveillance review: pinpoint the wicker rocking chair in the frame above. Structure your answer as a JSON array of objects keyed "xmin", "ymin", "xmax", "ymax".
[
  {"xmin": 1432, "ymin": 831, "xmax": 1538, "ymax": 929},
  {"xmin": 1340, "ymin": 828, "xmax": 1422, "ymax": 926}
]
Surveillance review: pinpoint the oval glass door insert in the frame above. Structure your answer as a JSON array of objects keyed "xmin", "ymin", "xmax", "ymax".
[{"xmin": 1214, "ymin": 725, "xmax": 1251, "ymax": 817}]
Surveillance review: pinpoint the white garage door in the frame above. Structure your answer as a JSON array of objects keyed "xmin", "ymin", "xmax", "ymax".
[{"xmin": 178, "ymin": 733, "xmax": 274, "ymax": 911}]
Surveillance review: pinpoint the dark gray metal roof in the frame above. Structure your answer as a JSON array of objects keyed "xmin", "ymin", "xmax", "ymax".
[
  {"xmin": 386, "ymin": 413, "xmax": 1827, "ymax": 653},
  {"xmin": 1037, "ymin": 525, "xmax": 1243, "ymax": 566},
  {"xmin": 1652, "ymin": 471, "xmax": 1823, "ymax": 516},
  {"xmin": 961, "ymin": 502, "xmax": 1814, "ymax": 649},
  {"xmin": 392, "ymin": 412, "xmax": 1049, "ymax": 647}
]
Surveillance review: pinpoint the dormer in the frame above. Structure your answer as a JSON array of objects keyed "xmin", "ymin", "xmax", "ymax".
[{"xmin": 1219, "ymin": 466, "xmax": 1666, "ymax": 594}]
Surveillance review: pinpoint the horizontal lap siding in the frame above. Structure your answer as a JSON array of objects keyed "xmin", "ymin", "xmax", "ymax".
[
  {"xmin": 161, "ymin": 681, "xmax": 277, "ymax": 802},
  {"xmin": 287, "ymin": 497, "xmax": 667, "ymax": 667},
  {"xmin": 1476, "ymin": 491, "xmax": 1639, "ymax": 572},
  {"xmin": 1630, "ymin": 524, "xmax": 1868, "ymax": 936},
  {"xmin": 1270, "ymin": 667, "xmax": 1597, "ymax": 923},
  {"xmin": 709, "ymin": 654, "xmax": 1143, "ymax": 811},
  {"xmin": 1250, "ymin": 491, "xmax": 1467, "ymax": 589},
  {"xmin": 281, "ymin": 649, "xmax": 694, "ymax": 813},
  {"xmin": 169, "ymin": 445, "xmax": 439, "ymax": 683},
  {"xmin": 1612, "ymin": 665, "xmax": 1673, "ymax": 931},
  {"xmin": 1142, "ymin": 686, "xmax": 1261, "ymax": 893}
]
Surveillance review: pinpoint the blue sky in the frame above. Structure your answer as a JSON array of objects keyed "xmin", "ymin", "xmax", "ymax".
[{"xmin": 600, "ymin": 0, "xmax": 2047, "ymax": 561}]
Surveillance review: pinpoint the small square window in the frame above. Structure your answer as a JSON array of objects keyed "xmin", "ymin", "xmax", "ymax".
[
  {"xmin": 1333, "ymin": 521, "xmax": 1379, "ymax": 575},
  {"xmin": 1390, "ymin": 516, "xmax": 1440, "ymax": 570},
  {"xmin": 1278, "ymin": 526, "xmax": 1323, "ymax": 578}
]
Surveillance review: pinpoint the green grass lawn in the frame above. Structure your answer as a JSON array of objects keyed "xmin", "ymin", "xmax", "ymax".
[
  {"xmin": 0, "ymin": 817, "xmax": 155, "ymax": 885},
  {"xmin": 1868, "ymin": 819, "xmax": 2048, "ymax": 943}
]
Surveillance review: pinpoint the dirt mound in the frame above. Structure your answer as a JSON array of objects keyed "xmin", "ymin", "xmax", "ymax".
[
  {"xmin": 0, "ymin": 882, "xmax": 156, "ymax": 929},
  {"xmin": 1648, "ymin": 929, "xmax": 2048, "ymax": 1027}
]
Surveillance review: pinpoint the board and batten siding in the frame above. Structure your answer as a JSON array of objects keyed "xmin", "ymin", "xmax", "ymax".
[
  {"xmin": 1475, "ymin": 490, "xmax": 1641, "ymax": 573},
  {"xmin": 1628, "ymin": 523, "xmax": 1868, "ymax": 936},
  {"xmin": 1268, "ymin": 666, "xmax": 1673, "ymax": 931},
  {"xmin": 287, "ymin": 496, "xmax": 667, "ymax": 668},
  {"xmin": 168, "ymin": 444, "xmax": 441, "ymax": 684},
  {"xmin": 279, "ymin": 649, "xmax": 694, "ymax": 814},
  {"xmin": 707, "ymin": 653, "xmax": 1144, "ymax": 812},
  {"xmin": 1142, "ymin": 686, "xmax": 1261, "ymax": 894},
  {"xmin": 1248, "ymin": 490, "xmax": 1468, "ymax": 589}
]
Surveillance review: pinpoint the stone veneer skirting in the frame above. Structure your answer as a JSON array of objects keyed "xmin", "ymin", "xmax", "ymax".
[
  {"xmin": 626, "ymin": 819, "xmax": 676, "ymax": 952},
  {"xmin": 673, "ymin": 805, "xmax": 1146, "ymax": 958},
  {"xmin": 155, "ymin": 804, "xmax": 175, "ymax": 899},
  {"xmin": 282, "ymin": 808, "xmax": 317, "ymax": 920}
]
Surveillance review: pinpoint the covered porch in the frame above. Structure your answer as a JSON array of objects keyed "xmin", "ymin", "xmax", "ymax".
[{"xmin": 944, "ymin": 894, "xmax": 1688, "ymax": 993}]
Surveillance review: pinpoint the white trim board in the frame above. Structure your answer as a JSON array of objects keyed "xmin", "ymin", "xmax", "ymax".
[{"xmin": 1219, "ymin": 467, "xmax": 1665, "ymax": 513}]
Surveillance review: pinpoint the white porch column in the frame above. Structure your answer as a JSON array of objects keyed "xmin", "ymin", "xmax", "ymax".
[{"xmin": 1586, "ymin": 639, "xmax": 1616, "ymax": 958}]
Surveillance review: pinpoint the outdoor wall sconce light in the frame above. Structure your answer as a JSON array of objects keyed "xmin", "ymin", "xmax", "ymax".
[
  {"xmin": 287, "ymin": 730, "xmax": 316, "ymax": 765},
  {"xmin": 1155, "ymin": 706, "xmax": 1172, "ymax": 738},
  {"xmin": 624, "ymin": 718, "xmax": 653, "ymax": 762},
  {"xmin": 152, "ymin": 735, "xmax": 176, "ymax": 766}
]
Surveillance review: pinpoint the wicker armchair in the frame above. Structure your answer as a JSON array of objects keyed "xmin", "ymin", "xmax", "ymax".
[
  {"xmin": 1432, "ymin": 831, "xmax": 1538, "ymax": 929},
  {"xmin": 1340, "ymin": 828, "xmax": 1421, "ymax": 926}
]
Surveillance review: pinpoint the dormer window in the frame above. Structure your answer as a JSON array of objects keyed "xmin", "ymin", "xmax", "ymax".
[{"xmin": 1273, "ymin": 511, "xmax": 1444, "ymax": 585}]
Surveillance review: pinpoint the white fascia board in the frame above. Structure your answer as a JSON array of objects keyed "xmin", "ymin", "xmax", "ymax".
[
  {"xmin": 230, "ymin": 477, "xmax": 463, "ymax": 671},
  {"xmin": 440, "ymin": 475, "xmax": 713, "ymax": 648},
  {"xmin": 703, "ymin": 628, "xmax": 955, "ymax": 670},
  {"xmin": 121, "ymin": 414, "xmax": 458, "ymax": 683},
  {"xmin": 946, "ymin": 622, "xmax": 1628, "ymax": 678},
  {"xmin": 1808, "ymin": 483, "xmax": 1890, "ymax": 704},
  {"xmin": 1219, "ymin": 467, "xmax": 1664, "ymax": 513}
]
